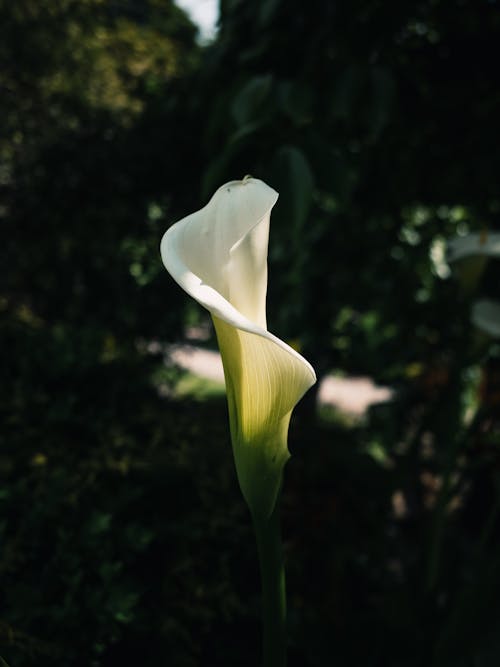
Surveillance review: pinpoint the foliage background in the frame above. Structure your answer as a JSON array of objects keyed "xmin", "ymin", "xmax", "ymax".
[{"xmin": 1, "ymin": 0, "xmax": 500, "ymax": 665}]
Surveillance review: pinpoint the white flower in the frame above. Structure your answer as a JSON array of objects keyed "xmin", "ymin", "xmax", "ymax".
[
  {"xmin": 161, "ymin": 177, "xmax": 316, "ymax": 519},
  {"xmin": 446, "ymin": 231, "xmax": 500, "ymax": 292},
  {"xmin": 471, "ymin": 299, "xmax": 500, "ymax": 338},
  {"xmin": 446, "ymin": 231, "xmax": 500, "ymax": 263}
]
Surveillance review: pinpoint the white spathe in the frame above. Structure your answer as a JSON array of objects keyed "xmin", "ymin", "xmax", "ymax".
[
  {"xmin": 160, "ymin": 177, "xmax": 316, "ymax": 519},
  {"xmin": 446, "ymin": 231, "xmax": 500, "ymax": 292},
  {"xmin": 471, "ymin": 299, "xmax": 500, "ymax": 338},
  {"xmin": 447, "ymin": 231, "xmax": 500, "ymax": 263}
]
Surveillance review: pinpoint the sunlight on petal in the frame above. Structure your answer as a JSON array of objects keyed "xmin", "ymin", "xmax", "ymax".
[{"xmin": 161, "ymin": 177, "xmax": 316, "ymax": 518}]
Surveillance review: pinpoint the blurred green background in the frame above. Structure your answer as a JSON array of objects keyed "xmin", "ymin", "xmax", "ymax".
[{"xmin": 1, "ymin": 0, "xmax": 500, "ymax": 665}]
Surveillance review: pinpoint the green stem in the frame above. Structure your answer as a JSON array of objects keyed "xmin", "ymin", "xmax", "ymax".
[
  {"xmin": 252, "ymin": 500, "xmax": 287, "ymax": 667},
  {"xmin": 426, "ymin": 408, "xmax": 483, "ymax": 593}
]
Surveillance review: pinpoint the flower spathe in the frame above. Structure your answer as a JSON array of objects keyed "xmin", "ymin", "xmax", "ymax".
[
  {"xmin": 446, "ymin": 231, "xmax": 500, "ymax": 292},
  {"xmin": 161, "ymin": 178, "xmax": 316, "ymax": 519},
  {"xmin": 472, "ymin": 299, "xmax": 500, "ymax": 339},
  {"xmin": 446, "ymin": 231, "xmax": 500, "ymax": 263}
]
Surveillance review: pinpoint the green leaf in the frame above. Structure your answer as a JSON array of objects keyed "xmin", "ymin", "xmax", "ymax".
[
  {"xmin": 331, "ymin": 64, "xmax": 365, "ymax": 119},
  {"xmin": 231, "ymin": 75, "xmax": 273, "ymax": 126},
  {"xmin": 86, "ymin": 512, "xmax": 112, "ymax": 536},
  {"xmin": 228, "ymin": 120, "xmax": 264, "ymax": 145},
  {"xmin": 271, "ymin": 145, "xmax": 314, "ymax": 230},
  {"xmin": 277, "ymin": 81, "xmax": 312, "ymax": 126},
  {"xmin": 202, "ymin": 149, "xmax": 236, "ymax": 199},
  {"xmin": 369, "ymin": 66, "xmax": 396, "ymax": 138},
  {"xmin": 259, "ymin": 0, "xmax": 281, "ymax": 25}
]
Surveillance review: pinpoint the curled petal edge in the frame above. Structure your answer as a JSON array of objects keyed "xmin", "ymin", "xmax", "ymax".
[{"xmin": 160, "ymin": 206, "xmax": 316, "ymax": 388}]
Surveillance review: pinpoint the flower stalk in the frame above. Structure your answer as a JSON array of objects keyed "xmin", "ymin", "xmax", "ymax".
[{"xmin": 252, "ymin": 497, "xmax": 287, "ymax": 667}]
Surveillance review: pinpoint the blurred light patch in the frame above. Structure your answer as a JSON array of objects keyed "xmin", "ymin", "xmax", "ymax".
[
  {"xmin": 430, "ymin": 236, "xmax": 451, "ymax": 279},
  {"xmin": 176, "ymin": 0, "xmax": 219, "ymax": 42}
]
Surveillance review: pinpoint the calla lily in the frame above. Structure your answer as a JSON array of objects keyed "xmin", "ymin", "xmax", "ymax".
[
  {"xmin": 446, "ymin": 231, "xmax": 500, "ymax": 292},
  {"xmin": 471, "ymin": 299, "xmax": 500, "ymax": 339},
  {"xmin": 161, "ymin": 177, "xmax": 316, "ymax": 519},
  {"xmin": 446, "ymin": 231, "xmax": 500, "ymax": 262}
]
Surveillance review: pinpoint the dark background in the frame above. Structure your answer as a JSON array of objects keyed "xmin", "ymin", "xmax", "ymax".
[{"xmin": 1, "ymin": 1, "xmax": 500, "ymax": 665}]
